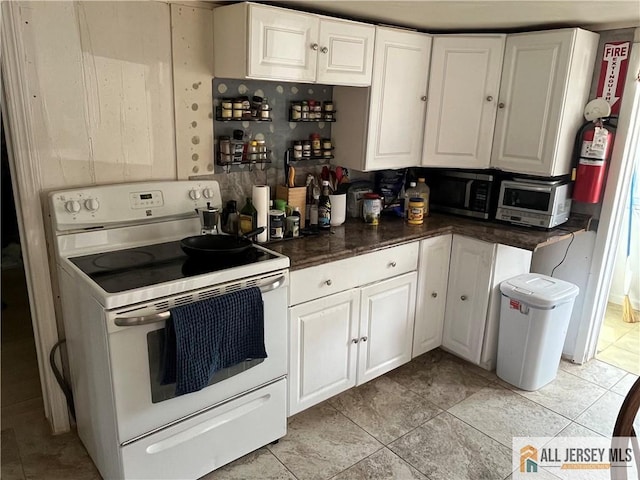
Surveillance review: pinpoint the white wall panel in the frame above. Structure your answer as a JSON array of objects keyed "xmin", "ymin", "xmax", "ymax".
[
  {"xmin": 18, "ymin": 1, "xmax": 175, "ymax": 189},
  {"xmin": 171, "ymin": 4, "xmax": 215, "ymax": 179}
]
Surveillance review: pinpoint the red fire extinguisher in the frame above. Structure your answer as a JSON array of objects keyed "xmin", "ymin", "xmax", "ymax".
[{"xmin": 572, "ymin": 118, "xmax": 616, "ymax": 204}]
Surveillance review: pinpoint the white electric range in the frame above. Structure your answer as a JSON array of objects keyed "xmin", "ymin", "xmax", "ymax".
[{"xmin": 49, "ymin": 180, "xmax": 289, "ymax": 479}]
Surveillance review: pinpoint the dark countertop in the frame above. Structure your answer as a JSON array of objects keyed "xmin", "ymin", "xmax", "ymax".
[{"xmin": 266, "ymin": 213, "xmax": 592, "ymax": 271}]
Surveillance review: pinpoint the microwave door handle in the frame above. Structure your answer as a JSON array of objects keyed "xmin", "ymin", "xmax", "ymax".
[
  {"xmin": 114, "ymin": 275, "xmax": 286, "ymax": 327},
  {"xmin": 464, "ymin": 180, "xmax": 473, "ymax": 208}
]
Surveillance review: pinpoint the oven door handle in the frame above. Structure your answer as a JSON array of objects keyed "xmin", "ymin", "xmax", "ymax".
[{"xmin": 114, "ymin": 275, "xmax": 286, "ymax": 327}]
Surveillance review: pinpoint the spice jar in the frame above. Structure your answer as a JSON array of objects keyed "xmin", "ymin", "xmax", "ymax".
[
  {"xmin": 407, "ymin": 197, "xmax": 425, "ymax": 225},
  {"xmin": 310, "ymin": 133, "xmax": 321, "ymax": 151},
  {"xmin": 260, "ymin": 98, "xmax": 270, "ymax": 119},
  {"xmin": 301, "ymin": 101, "xmax": 309, "ymax": 120},
  {"xmin": 291, "ymin": 102, "xmax": 302, "ymax": 120},
  {"xmin": 293, "ymin": 141, "xmax": 303, "ymax": 159},
  {"xmin": 256, "ymin": 139, "xmax": 267, "ymax": 161},
  {"xmin": 312, "ymin": 100, "xmax": 322, "ymax": 119},
  {"xmin": 220, "ymin": 100, "xmax": 233, "ymax": 119},
  {"xmin": 240, "ymin": 96, "xmax": 251, "ymax": 119},
  {"xmin": 232, "ymin": 99, "xmax": 243, "ymax": 119},
  {"xmin": 251, "ymin": 96, "xmax": 263, "ymax": 118},
  {"xmin": 219, "ymin": 136, "xmax": 231, "ymax": 164},
  {"xmin": 302, "ymin": 141, "xmax": 311, "ymax": 157},
  {"xmin": 322, "ymin": 138, "xmax": 332, "ymax": 149},
  {"xmin": 362, "ymin": 193, "xmax": 382, "ymax": 225}
]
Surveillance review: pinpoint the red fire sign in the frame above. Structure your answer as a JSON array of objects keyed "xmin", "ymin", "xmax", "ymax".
[{"xmin": 596, "ymin": 41, "xmax": 631, "ymax": 115}]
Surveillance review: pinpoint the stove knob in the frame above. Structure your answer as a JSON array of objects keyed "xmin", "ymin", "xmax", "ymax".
[
  {"xmin": 202, "ymin": 188, "xmax": 215, "ymax": 199},
  {"xmin": 189, "ymin": 189, "xmax": 201, "ymax": 200},
  {"xmin": 84, "ymin": 198, "xmax": 100, "ymax": 212},
  {"xmin": 64, "ymin": 200, "xmax": 81, "ymax": 214}
]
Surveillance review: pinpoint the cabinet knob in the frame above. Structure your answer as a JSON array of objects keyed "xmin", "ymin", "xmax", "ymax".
[
  {"xmin": 460, "ymin": 295, "xmax": 468, "ymax": 301},
  {"xmin": 325, "ymin": 279, "xmax": 332, "ymax": 286},
  {"xmin": 498, "ymin": 102, "xmax": 505, "ymax": 109},
  {"xmin": 311, "ymin": 43, "xmax": 319, "ymax": 51},
  {"xmin": 389, "ymin": 261, "xmax": 397, "ymax": 268},
  {"xmin": 360, "ymin": 336, "xmax": 368, "ymax": 342},
  {"xmin": 320, "ymin": 46, "xmax": 328, "ymax": 54},
  {"xmin": 351, "ymin": 338, "xmax": 359, "ymax": 344},
  {"xmin": 420, "ymin": 96, "xmax": 427, "ymax": 102},
  {"xmin": 486, "ymin": 95, "xmax": 493, "ymax": 102},
  {"xmin": 431, "ymin": 292, "xmax": 438, "ymax": 298}
]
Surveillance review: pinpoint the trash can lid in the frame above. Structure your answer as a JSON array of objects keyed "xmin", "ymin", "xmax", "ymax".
[{"xmin": 500, "ymin": 273, "xmax": 579, "ymax": 309}]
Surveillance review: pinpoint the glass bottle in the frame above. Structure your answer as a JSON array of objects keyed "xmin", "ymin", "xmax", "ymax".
[
  {"xmin": 310, "ymin": 194, "xmax": 319, "ymax": 231},
  {"xmin": 318, "ymin": 180, "xmax": 332, "ymax": 230},
  {"xmin": 223, "ymin": 200, "xmax": 238, "ymax": 234},
  {"xmin": 239, "ymin": 197, "xmax": 257, "ymax": 234}
]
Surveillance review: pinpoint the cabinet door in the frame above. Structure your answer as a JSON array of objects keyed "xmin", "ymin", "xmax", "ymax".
[
  {"xmin": 413, "ymin": 235, "xmax": 452, "ymax": 358},
  {"xmin": 422, "ymin": 35, "xmax": 505, "ymax": 169},
  {"xmin": 491, "ymin": 30, "xmax": 578, "ymax": 176},
  {"xmin": 288, "ymin": 289, "xmax": 359, "ymax": 415},
  {"xmin": 365, "ymin": 27, "xmax": 431, "ymax": 170},
  {"xmin": 357, "ymin": 272, "xmax": 417, "ymax": 385},
  {"xmin": 248, "ymin": 4, "xmax": 319, "ymax": 82},
  {"xmin": 442, "ymin": 236, "xmax": 494, "ymax": 364},
  {"xmin": 316, "ymin": 18, "xmax": 375, "ymax": 86}
]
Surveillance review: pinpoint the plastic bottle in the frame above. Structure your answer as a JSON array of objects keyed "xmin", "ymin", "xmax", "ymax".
[
  {"xmin": 239, "ymin": 197, "xmax": 257, "ymax": 234},
  {"xmin": 416, "ymin": 177, "xmax": 430, "ymax": 217},
  {"xmin": 318, "ymin": 180, "xmax": 332, "ymax": 230},
  {"xmin": 403, "ymin": 181, "xmax": 418, "ymax": 219}
]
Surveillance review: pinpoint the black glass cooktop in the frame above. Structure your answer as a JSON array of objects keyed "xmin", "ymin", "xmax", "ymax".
[{"xmin": 69, "ymin": 241, "xmax": 278, "ymax": 293}]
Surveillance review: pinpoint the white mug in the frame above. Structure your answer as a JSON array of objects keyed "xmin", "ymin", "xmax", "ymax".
[{"xmin": 329, "ymin": 193, "xmax": 346, "ymax": 226}]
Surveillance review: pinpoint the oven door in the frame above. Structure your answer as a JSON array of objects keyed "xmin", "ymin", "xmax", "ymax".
[{"xmin": 106, "ymin": 270, "xmax": 288, "ymax": 444}]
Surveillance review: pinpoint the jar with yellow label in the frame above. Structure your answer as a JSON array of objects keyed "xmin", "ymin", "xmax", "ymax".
[{"xmin": 407, "ymin": 197, "xmax": 425, "ymax": 225}]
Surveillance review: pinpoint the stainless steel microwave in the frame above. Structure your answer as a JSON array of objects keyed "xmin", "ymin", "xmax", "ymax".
[
  {"xmin": 495, "ymin": 179, "xmax": 572, "ymax": 228},
  {"xmin": 427, "ymin": 171, "xmax": 498, "ymax": 219}
]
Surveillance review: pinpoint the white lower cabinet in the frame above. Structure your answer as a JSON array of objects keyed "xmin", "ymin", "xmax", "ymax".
[
  {"xmin": 413, "ymin": 235, "xmax": 452, "ymax": 357},
  {"xmin": 288, "ymin": 289, "xmax": 359, "ymax": 415},
  {"xmin": 442, "ymin": 236, "xmax": 495, "ymax": 364},
  {"xmin": 358, "ymin": 272, "xmax": 417, "ymax": 384},
  {"xmin": 288, "ymin": 243, "xmax": 419, "ymax": 416},
  {"xmin": 439, "ymin": 235, "xmax": 532, "ymax": 367}
]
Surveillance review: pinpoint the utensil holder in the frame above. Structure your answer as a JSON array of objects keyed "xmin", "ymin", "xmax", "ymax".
[{"xmin": 276, "ymin": 185, "xmax": 307, "ymax": 227}]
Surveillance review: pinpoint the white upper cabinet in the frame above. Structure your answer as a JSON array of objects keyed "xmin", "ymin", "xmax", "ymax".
[
  {"xmin": 333, "ymin": 27, "xmax": 431, "ymax": 172},
  {"xmin": 490, "ymin": 28, "xmax": 599, "ymax": 177},
  {"xmin": 422, "ymin": 35, "xmax": 505, "ymax": 169},
  {"xmin": 213, "ymin": 3, "xmax": 374, "ymax": 85}
]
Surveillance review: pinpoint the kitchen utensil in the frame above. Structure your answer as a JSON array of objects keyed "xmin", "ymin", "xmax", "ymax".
[
  {"xmin": 321, "ymin": 165, "xmax": 330, "ymax": 182},
  {"xmin": 180, "ymin": 228, "xmax": 265, "ymax": 259},
  {"xmin": 330, "ymin": 170, "xmax": 337, "ymax": 191},
  {"xmin": 329, "ymin": 193, "xmax": 346, "ymax": 226},
  {"xmin": 288, "ymin": 165, "xmax": 296, "ymax": 187},
  {"xmin": 335, "ymin": 166, "xmax": 344, "ymax": 184},
  {"xmin": 195, "ymin": 203, "xmax": 220, "ymax": 234}
]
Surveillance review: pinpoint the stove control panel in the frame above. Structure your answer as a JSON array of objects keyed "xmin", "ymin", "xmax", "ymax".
[{"xmin": 49, "ymin": 181, "xmax": 223, "ymax": 232}]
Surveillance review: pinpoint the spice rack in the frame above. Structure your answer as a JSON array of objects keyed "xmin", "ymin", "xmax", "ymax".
[
  {"xmin": 288, "ymin": 136, "xmax": 334, "ymax": 161},
  {"xmin": 289, "ymin": 100, "xmax": 336, "ymax": 122},
  {"xmin": 216, "ymin": 135, "xmax": 272, "ymax": 172},
  {"xmin": 216, "ymin": 96, "xmax": 272, "ymax": 122}
]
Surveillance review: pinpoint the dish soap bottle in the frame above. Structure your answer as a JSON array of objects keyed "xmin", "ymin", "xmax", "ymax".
[
  {"xmin": 416, "ymin": 178, "xmax": 430, "ymax": 217},
  {"xmin": 239, "ymin": 197, "xmax": 257, "ymax": 234},
  {"xmin": 318, "ymin": 180, "xmax": 332, "ymax": 230}
]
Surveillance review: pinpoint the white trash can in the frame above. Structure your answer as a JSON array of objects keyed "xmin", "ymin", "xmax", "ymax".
[{"xmin": 496, "ymin": 273, "xmax": 579, "ymax": 391}]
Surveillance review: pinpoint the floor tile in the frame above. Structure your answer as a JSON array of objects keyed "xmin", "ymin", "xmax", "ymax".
[
  {"xmin": 505, "ymin": 370, "xmax": 606, "ymax": 419},
  {"xmin": 597, "ymin": 344, "xmax": 640, "ymax": 375},
  {"xmin": 12, "ymin": 419, "xmax": 100, "ymax": 480},
  {"xmin": 448, "ymin": 383, "xmax": 570, "ymax": 448},
  {"xmin": 574, "ymin": 390, "xmax": 639, "ymax": 437},
  {"xmin": 615, "ymin": 329, "xmax": 640, "ymax": 353},
  {"xmin": 610, "ymin": 373, "xmax": 639, "ymax": 397},
  {"xmin": 329, "ymin": 376, "xmax": 441, "ymax": 444},
  {"xmin": 202, "ymin": 448, "xmax": 295, "ymax": 480},
  {"xmin": 1, "ymin": 428, "xmax": 25, "ymax": 480},
  {"xmin": 389, "ymin": 412, "xmax": 512, "ymax": 480},
  {"xmin": 597, "ymin": 323, "xmax": 627, "ymax": 347},
  {"xmin": 555, "ymin": 421, "xmax": 604, "ymax": 438},
  {"xmin": 0, "ymin": 397, "xmax": 44, "ymax": 431},
  {"xmin": 386, "ymin": 349, "xmax": 491, "ymax": 410},
  {"xmin": 330, "ymin": 448, "xmax": 426, "ymax": 480},
  {"xmin": 559, "ymin": 359, "xmax": 627, "ymax": 389},
  {"xmin": 268, "ymin": 403, "xmax": 382, "ymax": 480}
]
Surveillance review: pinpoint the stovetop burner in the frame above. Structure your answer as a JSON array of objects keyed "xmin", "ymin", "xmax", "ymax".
[{"xmin": 69, "ymin": 240, "xmax": 277, "ymax": 293}]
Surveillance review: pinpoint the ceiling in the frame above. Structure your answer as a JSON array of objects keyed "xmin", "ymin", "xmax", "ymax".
[{"xmin": 276, "ymin": 1, "xmax": 640, "ymax": 32}]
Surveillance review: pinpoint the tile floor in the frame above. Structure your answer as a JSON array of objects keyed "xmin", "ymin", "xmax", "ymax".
[
  {"xmin": 596, "ymin": 302, "xmax": 640, "ymax": 375},
  {"xmin": 2, "ymin": 266, "xmax": 639, "ymax": 480}
]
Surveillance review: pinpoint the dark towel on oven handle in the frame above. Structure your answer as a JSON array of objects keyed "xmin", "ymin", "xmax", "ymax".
[{"xmin": 161, "ymin": 287, "xmax": 267, "ymax": 396}]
